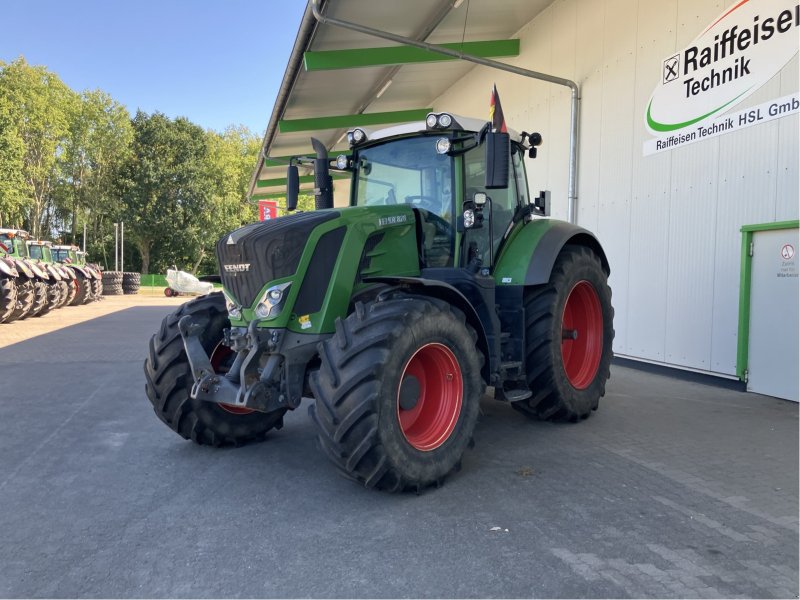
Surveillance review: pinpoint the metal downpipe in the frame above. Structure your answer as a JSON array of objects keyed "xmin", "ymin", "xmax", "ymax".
[{"xmin": 310, "ymin": 0, "xmax": 581, "ymax": 224}]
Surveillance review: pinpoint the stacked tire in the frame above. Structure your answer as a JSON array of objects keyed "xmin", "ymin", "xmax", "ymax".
[
  {"xmin": 102, "ymin": 270, "xmax": 123, "ymax": 295},
  {"xmin": 122, "ymin": 272, "xmax": 141, "ymax": 295}
]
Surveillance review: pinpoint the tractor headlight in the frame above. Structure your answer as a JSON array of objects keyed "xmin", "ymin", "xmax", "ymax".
[
  {"xmin": 255, "ymin": 282, "xmax": 291, "ymax": 321},
  {"xmin": 224, "ymin": 291, "xmax": 242, "ymax": 321},
  {"xmin": 463, "ymin": 209, "xmax": 476, "ymax": 229},
  {"xmin": 435, "ymin": 137, "xmax": 451, "ymax": 155},
  {"xmin": 425, "ymin": 114, "xmax": 438, "ymax": 128},
  {"xmin": 437, "ymin": 113, "xmax": 452, "ymax": 128},
  {"xmin": 335, "ymin": 154, "xmax": 349, "ymax": 169}
]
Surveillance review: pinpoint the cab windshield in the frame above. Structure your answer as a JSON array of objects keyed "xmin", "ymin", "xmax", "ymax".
[
  {"xmin": 28, "ymin": 245, "xmax": 44, "ymax": 260},
  {"xmin": 353, "ymin": 135, "xmax": 455, "ymax": 266},
  {"xmin": 52, "ymin": 249, "xmax": 70, "ymax": 262}
]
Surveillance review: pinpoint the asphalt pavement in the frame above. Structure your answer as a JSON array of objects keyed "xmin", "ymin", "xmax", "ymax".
[{"xmin": 0, "ymin": 301, "xmax": 797, "ymax": 598}]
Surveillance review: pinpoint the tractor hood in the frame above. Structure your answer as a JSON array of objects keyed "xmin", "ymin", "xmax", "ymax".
[{"xmin": 217, "ymin": 210, "xmax": 341, "ymax": 308}]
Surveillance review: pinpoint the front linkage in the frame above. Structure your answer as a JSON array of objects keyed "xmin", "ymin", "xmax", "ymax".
[{"xmin": 178, "ymin": 314, "xmax": 322, "ymax": 414}]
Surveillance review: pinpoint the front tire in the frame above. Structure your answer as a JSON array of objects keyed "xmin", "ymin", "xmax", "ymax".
[
  {"xmin": 144, "ymin": 292, "xmax": 286, "ymax": 446},
  {"xmin": 309, "ymin": 295, "xmax": 484, "ymax": 492},
  {"xmin": 513, "ymin": 245, "xmax": 614, "ymax": 422},
  {"xmin": 0, "ymin": 276, "xmax": 17, "ymax": 323}
]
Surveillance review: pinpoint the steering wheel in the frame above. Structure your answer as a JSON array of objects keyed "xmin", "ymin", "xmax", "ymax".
[{"xmin": 405, "ymin": 195, "xmax": 439, "ymax": 212}]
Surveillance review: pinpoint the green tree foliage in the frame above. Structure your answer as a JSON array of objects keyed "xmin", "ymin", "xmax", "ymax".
[
  {"xmin": 0, "ymin": 58, "xmax": 76, "ymax": 238},
  {"xmin": 0, "ymin": 96, "xmax": 27, "ymax": 227},
  {"xmin": 60, "ymin": 90, "xmax": 133, "ymax": 248},
  {"xmin": 0, "ymin": 57, "xmax": 267, "ymax": 274},
  {"xmin": 121, "ymin": 111, "xmax": 212, "ymax": 274}
]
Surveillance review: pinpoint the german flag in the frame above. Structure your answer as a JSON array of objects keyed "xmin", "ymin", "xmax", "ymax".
[{"xmin": 489, "ymin": 84, "xmax": 507, "ymax": 133}]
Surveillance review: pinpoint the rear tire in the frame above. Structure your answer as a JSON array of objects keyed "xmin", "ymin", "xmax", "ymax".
[
  {"xmin": 0, "ymin": 276, "xmax": 17, "ymax": 323},
  {"xmin": 513, "ymin": 245, "xmax": 614, "ymax": 422},
  {"xmin": 70, "ymin": 273, "xmax": 90, "ymax": 306},
  {"xmin": 144, "ymin": 292, "xmax": 286, "ymax": 446},
  {"xmin": 10, "ymin": 277, "xmax": 35, "ymax": 320},
  {"xmin": 309, "ymin": 295, "xmax": 483, "ymax": 492}
]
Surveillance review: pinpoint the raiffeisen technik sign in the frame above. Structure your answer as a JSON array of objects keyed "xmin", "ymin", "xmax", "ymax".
[{"xmin": 644, "ymin": 0, "xmax": 799, "ymax": 155}]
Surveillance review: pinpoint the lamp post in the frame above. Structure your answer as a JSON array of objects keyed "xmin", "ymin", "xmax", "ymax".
[{"xmin": 114, "ymin": 222, "xmax": 119, "ymax": 272}]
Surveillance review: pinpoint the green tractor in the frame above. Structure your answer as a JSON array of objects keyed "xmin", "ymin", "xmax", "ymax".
[
  {"xmin": 145, "ymin": 113, "xmax": 614, "ymax": 492},
  {"xmin": 51, "ymin": 244, "xmax": 101, "ymax": 305},
  {"xmin": 0, "ymin": 245, "xmax": 19, "ymax": 324},
  {"xmin": 0, "ymin": 228, "xmax": 51, "ymax": 319},
  {"xmin": 27, "ymin": 240, "xmax": 75, "ymax": 309}
]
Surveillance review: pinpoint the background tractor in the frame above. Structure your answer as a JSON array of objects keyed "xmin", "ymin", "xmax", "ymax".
[
  {"xmin": 51, "ymin": 244, "xmax": 101, "ymax": 305},
  {"xmin": 145, "ymin": 112, "xmax": 614, "ymax": 492},
  {"xmin": 27, "ymin": 240, "xmax": 74, "ymax": 309},
  {"xmin": 0, "ymin": 229, "xmax": 51, "ymax": 319}
]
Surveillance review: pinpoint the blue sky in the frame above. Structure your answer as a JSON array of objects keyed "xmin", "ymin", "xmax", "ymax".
[{"xmin": 1, "ymin": 0, "xmax": 307, "ymax": 135}]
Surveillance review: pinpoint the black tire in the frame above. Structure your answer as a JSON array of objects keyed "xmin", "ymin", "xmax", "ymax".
[
  {"xmin": 103, "ymin": 282, "xmax": 123, "ymax": 295},
  {"xmin": 513, "ymin": 245, "xmax": 614, "ymax": 422},
  {"xmin": 309, "ymin": 295, "xmax": 484, "ymax": 492},
  {"xmin": 0, "ymin": 276, "xmax": 17, "ymax": 323},
  {"xmin": 122, "ymin": 272, "xmax": 140, "ymax": 286},
  {"xmin": 38, "ymin": 281, "xmax": 60, "ymax": 315},
  {"xmin": 90, "ymin": 278, "xmax": 102, "ymax": 301},
  {"xmin": 31, "ymin": 280, "xmax": 48, "ymax": 317},
  {"xmin": 57, "ymin": 280, "xmax": 71, "ymax": 308},
  {"xmin": 10, "ymin": 277, "xmax": 35, "ymax": 320},
  {"xmin": 144, "ymin": 292, "xmax": 286, "ymax": 446},
  {"xmin": 70, "ymin": 273, "xmax": 91, "ymax": 306}
]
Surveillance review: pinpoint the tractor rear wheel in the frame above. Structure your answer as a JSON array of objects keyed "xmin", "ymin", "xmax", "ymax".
[
  {"xmin": 10, "ymin": 277, "xmax": 35, "ymax": 320},
  {"xmin": 31, "ymin": 281, "xmax": 49, "ymax": 317},
  {"xmin": 513, "ymin": 245, "xmax": 614, "ymax": 422},
  {"xmin": 0, "ymin": 276, "xmax": 17, "ymax": 323},
  {"xmin": 70, "ymin": 273, "xmax": 91, "ymax": 306},
  {"xmin": 144, "ymin": 292, "xmax": 286, "ymax": 446},
  {"xmin": 309, "ymin": 295, "xmax": 483, "ymax": 492}
]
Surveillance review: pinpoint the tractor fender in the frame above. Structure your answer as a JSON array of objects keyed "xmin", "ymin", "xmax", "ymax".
[
  {"xmin": 67, "ymin": 264, "xmax": 89, "ymax": 278},
  {"xmin": 13, "ymin": 259, "xmax": 34, "ymax": 279},
  {"xmin": 0, "ymin": 257, "xmax": 18, "ymax": 277},
  {"xmin": 61, "ymin": 266, "xmax": 76, "ymax": 279},
  {"xmin": 45, "ymin": 264, "xmax": 61, "ymax": 281},
  {"xmin": 363, "ymin": 275, "xmax": 492, "ymax": 384},
  {"xmin": 495, "ymin": 219, "xmax": 610, "ymax": 287},
  {"xmin": 25, "ymin": 260, "xmax": 48, "ymax": 280}
]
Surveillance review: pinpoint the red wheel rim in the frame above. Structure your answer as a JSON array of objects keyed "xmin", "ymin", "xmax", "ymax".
[
  {"xmin": 209, "ymin": 342, "xmax": 255, "ymax": 415},
  {"xmin": 561, "ymin": 281, "xmax": 603, "ymax": 389},
  {"xmin": 397, "ymin": 343, "xmax": 463, "ymax": 451}
]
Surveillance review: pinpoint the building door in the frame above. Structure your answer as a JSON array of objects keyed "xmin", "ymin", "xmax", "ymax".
[{"xmin": 747, "ymin": 226, "xmax": 799, "ymax": 402}]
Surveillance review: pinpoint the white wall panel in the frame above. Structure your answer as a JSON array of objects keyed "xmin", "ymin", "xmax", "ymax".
[
  {"xmin": 432, "ymin": 0, "xmax": 799, "ymax": 377},
  {"xmin": 596, "ymin": 0, "xmax": 639, "ymax": 354},
  {"xmin": 624, "ymin": 0, "xmax": 677, "ymax": 362},
  {"xmin": 664, "ymin": 138, "xmax": 720, "ymax": 370}
]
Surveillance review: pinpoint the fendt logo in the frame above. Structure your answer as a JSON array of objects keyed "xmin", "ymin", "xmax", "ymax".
[
  {"xmin": 646, "ymin": 0, "xmax": 799, "ymax": 135},
  {"xmin": 223, "ymin": 263, "xmax": 250, "ymax": 273}
]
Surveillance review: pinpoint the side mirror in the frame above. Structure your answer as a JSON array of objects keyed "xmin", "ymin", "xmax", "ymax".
[
  {"xmin": 286, "ymin": 165, "xmax": 299, "ymax": 212},
  {"xmin": 484, "ymin": 131, "xmax": 509, "ymax": 189}
]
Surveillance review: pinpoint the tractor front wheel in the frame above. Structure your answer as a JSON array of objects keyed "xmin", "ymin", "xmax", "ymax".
[
  {"xmin": 309, "ymin": 295, "xmax": 483, "ymax": 492},
  {"xmin": 0, "ymin": 276, "xmax": 17, "ymax": 323},
  {"xmin": 144, "ymin": 292, "xmax": 286, "ymax": 446},
  {"xmin": 513, "ymin": 245, "xmax": 614, "ymax": 422}
]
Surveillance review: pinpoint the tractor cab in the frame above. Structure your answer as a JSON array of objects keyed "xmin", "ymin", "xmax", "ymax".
[{"xmin": 0, "ymin": 229, "xmax": 31, "ymax": 259}]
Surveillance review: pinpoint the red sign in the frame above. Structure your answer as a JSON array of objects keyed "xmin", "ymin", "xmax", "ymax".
[{"xmin": 258, "ymin": 200, "xmax": 278, "ymax": 221}]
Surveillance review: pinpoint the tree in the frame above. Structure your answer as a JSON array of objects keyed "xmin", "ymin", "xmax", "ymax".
[
  {"xmin": 59, "ymin": 90, "xmax": 132, "ymax": 247},
  {"xmin": 121, "ymin": 111, "xmax": 212, "ymax": 274},
  {"xmin": 0, "ymin": 96, "xmax": 28, "ymax": 227},
  {"xmin": 0, "ymin": 57, "xmax": 76, "ymax": 238}
]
